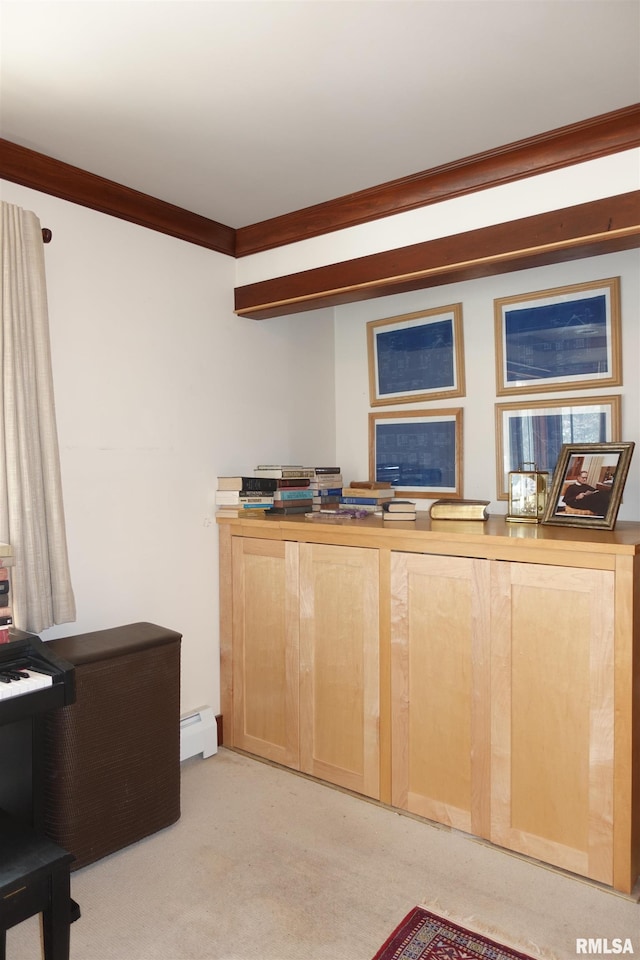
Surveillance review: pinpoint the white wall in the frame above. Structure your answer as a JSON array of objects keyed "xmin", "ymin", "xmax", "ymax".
[
  {"xmin": 333, "ymin": 250, "xmax": 640, "ymax": 520},
  {"xmin": 1, "ymin": 181, "xmax": 337, "ymax": 717}
]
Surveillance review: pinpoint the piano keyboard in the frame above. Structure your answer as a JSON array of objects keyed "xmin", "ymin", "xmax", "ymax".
[{"xmin": 0, "ymin": 665, "xmax": 53, "ymax": 700}]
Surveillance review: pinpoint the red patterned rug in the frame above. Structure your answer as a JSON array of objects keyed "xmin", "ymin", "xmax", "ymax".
[{"xmin": 372, "ymin": 907, "xmax": 535, "ymax": 960}]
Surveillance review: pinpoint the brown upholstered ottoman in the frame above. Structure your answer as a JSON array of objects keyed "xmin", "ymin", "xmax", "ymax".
[{"xmin": 42, "ymin": 622, "xmax": 182, "ymax": 871}]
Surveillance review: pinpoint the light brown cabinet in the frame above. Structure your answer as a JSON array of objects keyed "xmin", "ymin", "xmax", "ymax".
[
  {"xmin": 490, "ymin": 561, "xmax": 615, "ymax": 886},
  {"xmin": 219, "ymin": 514, "xmax": 640, "ymax": 893},
  {"xmin": 299, "ymin": 542, "xmax": 380, "ymax": 797},
  {"xmin": 390, "ymin": 552, "xmax": 491, "ymax": 838},
  {"xmin": 390, "ymin": 552, "xmax": 615, "ymax": 885},
  {"xmin": 231, "ymin": 536, "xmax": 300, "ymax": 769},
  {"xmin": 228, "ymin": 535, "xmax": 380, "ymax": 797}
]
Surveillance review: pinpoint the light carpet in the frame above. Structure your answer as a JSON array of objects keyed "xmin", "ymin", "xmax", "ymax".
[{"xmin": 7, "ymin": 748, "xmax": 639, "ymax": 960}]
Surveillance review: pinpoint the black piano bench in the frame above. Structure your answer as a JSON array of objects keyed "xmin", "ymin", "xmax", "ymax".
[
  {"xmin": 42, "ymin": 622, "xmax": 182, "ymax": 871},
  {"xmin": 0, "ymin": 812, "xmax": 74, "ymax": 960}
]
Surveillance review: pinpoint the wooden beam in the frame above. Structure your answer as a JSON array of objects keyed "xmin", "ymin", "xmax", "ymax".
[
  {"xmin": 234, "ymin": 192, "xmax": 640, "ymax": 319},
  {"xmin": 0, "ymin": 139, "xmax": 236, "ymax": 256},
  {"xmin": 235, "ymin": 104, "xmax": 640, "ymax": 257}
]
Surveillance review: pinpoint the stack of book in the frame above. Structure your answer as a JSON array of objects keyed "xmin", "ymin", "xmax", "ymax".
[
  {"xmin": 309, "ymin": 466, "xmax": 343, "ymax": 512},
  {"xmin": 382, "ymin": 500, "xmax": 417, "ymax": 521},
  {"xmin": 341, "ymin": 481, "xmax": 395, "ymax": 514},
  {"xmin": 215, "ymin": 476, "xmax": 276, "ymax": 517},
  {"xmin": 253, "ymin": 466, "xmax": 316, "ymax": 515},
  {"xmin": 0, "ymin": 562, "xmax": 12, "ymax": 643},
  {"xmin": 270, "ymin": 477, "xmax": 314, "ymax": 514},
  {"xmin": 429, "ymin": 499, "xmax": 490, "ymax": 521}
]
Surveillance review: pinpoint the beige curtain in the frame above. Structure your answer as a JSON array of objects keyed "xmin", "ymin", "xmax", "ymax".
[{"xmin": 0, "ymin": 201, "xmax": 76, "ymax": 632}]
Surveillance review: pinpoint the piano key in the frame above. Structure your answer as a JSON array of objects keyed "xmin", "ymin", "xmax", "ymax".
[
  {"xmin": 0, "ymin": 634, "xmax": 75, "ymax": 724},
  {"xmin": 0, "ymin": 668, "xmax": 53, "ymax": 700}
]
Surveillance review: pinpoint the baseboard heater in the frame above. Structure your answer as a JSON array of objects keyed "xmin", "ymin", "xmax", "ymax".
[{"xmin": 180, "ymin": 706, "xmax": 218, "ymax": 762}]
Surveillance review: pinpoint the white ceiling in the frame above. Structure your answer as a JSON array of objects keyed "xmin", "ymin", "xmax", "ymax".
[{"xmin": 2, "ymin": 0, "xmax": 639, "ymax": 229}]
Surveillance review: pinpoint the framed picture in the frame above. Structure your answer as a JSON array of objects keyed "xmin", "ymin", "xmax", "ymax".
[
  {"xmin": 495, "ymin": 395, "xmax": 621, "ymax": 500},
  {"xmin": 368, "ymin": 408, "xmax": 463, "ymax": 499},
  {"xmin": 367, "ymin": 304, "xmax": 465, "ymax": 406},
  {"xmin": 542, "ymin": 441, "xmax": 634, "ymax": 530},
  {"xmin": 494, "ymin": 277, "xmax": 621, "ymax": 396}
]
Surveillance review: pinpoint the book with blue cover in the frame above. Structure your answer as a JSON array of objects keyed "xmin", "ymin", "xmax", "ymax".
[{"xmin": 273, "ymin": 489, "xmax": 314, "ymax": 501}]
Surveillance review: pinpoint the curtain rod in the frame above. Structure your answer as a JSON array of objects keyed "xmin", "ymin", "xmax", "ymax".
[{"xmin": 42, "ymin": 228, "xmax": 52, "ymax": 243}]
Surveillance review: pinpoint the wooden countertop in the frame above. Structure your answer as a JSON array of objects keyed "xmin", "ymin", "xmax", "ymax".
[{"xmin": 217, "ymin": 512, "xmax": 640, "ymax": 567}]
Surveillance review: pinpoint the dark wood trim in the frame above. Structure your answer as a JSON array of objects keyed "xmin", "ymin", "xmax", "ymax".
[
  {"xmin": 0, "ymin": 139, "xmax": 236, "ymax": 257},
  {"xmin": 234, "ymin": 192, "xmax": 640, "ymax": 319},
  {"xmin": 235, "ymin": 104, "xmax": 640, "ymax": 257},
  {"xmin": 216, "ymin": 713, "xmax": 224, "ymax": 747}
]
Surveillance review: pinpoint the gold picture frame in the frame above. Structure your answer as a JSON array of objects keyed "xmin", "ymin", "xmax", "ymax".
[
  {"xmin": 495, "ymin": 394, "xmax": 621, "ymax": 500},
  {"xmin": 367, "ymin": 304, "xmax": 465, "ymax": 406},
  {"xmin": 368, "ymin": 408, "xmax": 463, "ymax": 499},
  {"xmin": 495, "ymin": 277, "xmax": 621, "ymax": 396},
  {"xmin": 542, "ymin": 441, "xmax": 634, "ymax": 530}
]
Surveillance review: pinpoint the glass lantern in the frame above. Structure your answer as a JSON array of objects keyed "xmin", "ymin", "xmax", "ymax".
[{"xmin": 506, "ymin": 462, "xmax": 549, "ymax": 523}]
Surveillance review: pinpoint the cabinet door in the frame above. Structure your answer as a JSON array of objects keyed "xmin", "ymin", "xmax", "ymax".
[
  {"xmin": 390, "ymin": 552, "xmax": 491, "ymax": 836},
  {"xmin": 491, "ymin": 561, "xmax": 614, "ymax": 885},
  {"xmin": 299, "ymin": 543, "xmax": 380, "ymax": 798},
  {"xmin": 232, "ymin": 537, "xmax": 299, "ymax": 768}
]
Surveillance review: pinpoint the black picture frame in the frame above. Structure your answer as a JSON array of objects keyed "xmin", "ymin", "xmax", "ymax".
[{"xmin": 542, "ymin": 441, "xmax": 634, "ymax": 529}]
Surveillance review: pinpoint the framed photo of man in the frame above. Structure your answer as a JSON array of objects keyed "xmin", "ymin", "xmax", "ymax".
[{"xmin": 542, "ymin": 441, "xmax": 634, "ymax": 530}]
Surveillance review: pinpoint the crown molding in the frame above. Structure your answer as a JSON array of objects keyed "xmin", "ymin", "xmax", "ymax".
[
  {"xmin": 2, "ymin": 104, "xmax": 638, "ymax": 271},
  {"xmin": 235, "ymin": 104, "xmax": 640, "ymax": 257},
  {"xmin": 0, "ymin": 139, "xmax": 236, "ymax": 257},
  {"xmin": 234, "ymin": 191, "xmax": 640, "ymax": 319}
]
